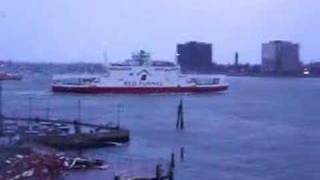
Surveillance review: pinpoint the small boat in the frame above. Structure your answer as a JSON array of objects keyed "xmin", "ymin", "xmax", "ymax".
[
  {"xmin": 67, "ymin": 157, "xmax": 107, "ymax": 170},
  {"xmin": 0, "ymin": 72, "xmax": 23, "ymax": 81}
]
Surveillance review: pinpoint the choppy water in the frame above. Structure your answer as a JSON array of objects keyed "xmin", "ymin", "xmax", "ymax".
[{"xmin": 3, "ymin": 75, "xmax": 320, "ymax": 180}]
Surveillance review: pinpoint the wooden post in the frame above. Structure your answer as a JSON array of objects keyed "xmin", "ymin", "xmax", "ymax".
[
  {"xmin": 156, "ymin": 164, "xmax": 162, "ymax": 180},
  {"xmin": 75, "ymin": 100, "xmax": 82, "ymax": 134},
  {"xmin": 176, "ymin": 103, "xmax": 180, "ymax": 129},
  {"xmin": 176, "ymin": 99, "xmax": 184, "ymax": 130},
  {"xmin": 168, "ymin": 166, "xmax": 174, "ymax": 180},
  {"xmin": 170, "ymin": 152, "xmax": 175, "ymax": 169},
  {"xmin": 180, "ymin": 147, "xmax": 185, "ymax": 161},
  {"xmin": 180, "ymin": 100, "xmax": 184, "ymax": 129}
]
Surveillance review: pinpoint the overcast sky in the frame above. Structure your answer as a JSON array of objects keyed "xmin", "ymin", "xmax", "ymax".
[{"xmin": 0, "ymin": 0, "xmax": 319, "ymax": 64}]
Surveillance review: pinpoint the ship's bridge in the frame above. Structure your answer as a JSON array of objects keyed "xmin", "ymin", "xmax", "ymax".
[{"xmin": 108, "ymin": 50, "xmax": 179, "ymax": 72}]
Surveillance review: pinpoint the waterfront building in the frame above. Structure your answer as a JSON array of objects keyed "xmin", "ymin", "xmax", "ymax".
[
  {"xmin": 177, "ymin": 41, "xmax": 213, "ymax": 74},
  {"xmin": 262, "ymin": 40, "xmax": 301, "ymax": 74},
  {"xmin": 234, "ymin": 52, "xmax": 239, "ymax": 67}
]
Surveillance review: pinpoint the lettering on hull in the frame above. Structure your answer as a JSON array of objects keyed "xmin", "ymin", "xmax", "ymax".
[{"xmin": 124, "ymin": 81, "xmax": 163, "ymax": 87}]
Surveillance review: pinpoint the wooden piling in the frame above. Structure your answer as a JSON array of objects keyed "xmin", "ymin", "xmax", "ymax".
[
  {"xmin": 176, "ymin": 99, "xmax": 185, "ymax": 130},
  {"xmin": 180, "ymin": 100, "xmax": 184, "ymax": 129},
  {"xmin": 170, "ymin": 152, "xmax": 175, "ymax": 168},
  {"xmin": 156, "ymin": 164, "xmax": 163, "ymax": 180},
  {"xmin": 180, "ymin": 147, "xmax": 184, "ymax": 161},
  {"xmin": 168, "ymin": 166, "xmax": 174, "ymax": 180},
  {"xmin": 176, "ymin": 102, "xmax": 180, "ymax": 129},
  {"xmin": 75, "ymin": 100, "xmax": 82, "ymax": 134}
]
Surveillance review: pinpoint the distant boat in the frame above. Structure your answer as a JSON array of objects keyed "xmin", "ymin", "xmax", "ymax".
[
  {"xmin": 0, "ymin": 72, "xmax": 23, "ymax": 81},
  {"xmin": 52, "ymin": 50, "xmax": 229, "ymax": 94}
]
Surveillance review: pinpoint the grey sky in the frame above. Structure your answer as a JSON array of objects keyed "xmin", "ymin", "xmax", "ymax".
[{"xmin": 0, "ymin": 0, "xmax": 319, "ymax": 63}]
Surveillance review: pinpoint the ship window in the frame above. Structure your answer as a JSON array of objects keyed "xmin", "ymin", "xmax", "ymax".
[
  {"xmin": 141, "ymin": 74, "xmax": 147, "ymax": 81},
  {"xmin": 213, "ymin": 78, "xmax": 219, "ymax": 84}
]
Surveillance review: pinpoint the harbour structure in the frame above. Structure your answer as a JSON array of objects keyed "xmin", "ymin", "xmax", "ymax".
[
  {"xmin": 262, "ymin": 40, "xmax": 302, "ymax": 74},
  {"xmin": 52, "ymin": 50, "xmax": 228, "ymax": 94},
  {"xmin": 3, "ymin": 117, "xmax": 130, "ymax": 149},
  {"xmin": 0, "ymin": 72, "xmax": 23, "ymax": 136},
  {"xmin": 0, "ymin": 80, "xmax": 130, "ymax": 149},
  {"xmin": 177, "ymin": 41, "xmax": 214, "ymax": 74}
]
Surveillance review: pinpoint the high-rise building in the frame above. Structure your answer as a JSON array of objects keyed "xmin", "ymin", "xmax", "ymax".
[
  {"xmin": 262, "ymin": 41, "xmax": 301, "ymax": 74},
  {"xmin": 234, "ymin": 52, "xmax": 239, "ymax": 67},
  {"xmin": 177, "ymin": 41, "xmax": 213, "ymax": 74}
]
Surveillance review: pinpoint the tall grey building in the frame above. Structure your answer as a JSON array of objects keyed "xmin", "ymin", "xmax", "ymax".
[
  {"xmin": 177, "ymin": 41, "xmax": 213, "ymax": 74},
  {"xmin": 262, "ymin": 41, "xmax": 301, "ymax": 74}
]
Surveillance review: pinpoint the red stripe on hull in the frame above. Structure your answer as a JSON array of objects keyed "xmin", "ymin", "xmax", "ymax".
[{"xmin": 52, "ymin": 85, "xmax": 228, "ymax": 94}]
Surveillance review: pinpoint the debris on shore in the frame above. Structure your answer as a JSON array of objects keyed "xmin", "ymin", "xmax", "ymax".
[
  {"xmin": 0, "ymin": 153, "xmax": 65, "ymax": 179},
  {"xmin": 0, "ymin": 151, "xmax": 108, "ymax": 180}
]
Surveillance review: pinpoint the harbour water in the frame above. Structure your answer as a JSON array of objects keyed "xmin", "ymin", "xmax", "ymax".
[{"xmin": 3, "ymin": 76, "xmax": 320, "ymax": 180}]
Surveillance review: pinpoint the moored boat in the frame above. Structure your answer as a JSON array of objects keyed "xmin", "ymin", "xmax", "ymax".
[{"xmin": 0, "ymin": 72, "xmax": 23, "ymax": 81}]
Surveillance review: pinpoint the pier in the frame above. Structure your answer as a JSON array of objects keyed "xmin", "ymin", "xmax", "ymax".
[
  {"xmin": 1, "ymin": 116, "xmax": 130, "ymax": 149},
  {"xmin": 0, "ymin": 79, "xmax": 130, "ymax": 149}
]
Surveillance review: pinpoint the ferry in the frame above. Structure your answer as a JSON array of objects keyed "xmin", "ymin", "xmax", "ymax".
[{"xmin": 52, "ymin": 50, "xmax": 228, "ymax": 94}]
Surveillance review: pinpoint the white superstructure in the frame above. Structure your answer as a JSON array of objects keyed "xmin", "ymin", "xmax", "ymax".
[{"xmin": 52, "ymin": 50, "xmax": 228, "ymax": 94}]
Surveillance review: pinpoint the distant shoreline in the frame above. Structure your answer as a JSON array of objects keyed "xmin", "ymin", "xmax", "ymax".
[{"xmin": 226, "ymin": 73, "xmax": 320, "ymax": 78}]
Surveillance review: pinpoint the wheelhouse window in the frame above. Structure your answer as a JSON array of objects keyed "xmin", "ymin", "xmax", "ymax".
[{"xmin": 141, "ymin": 74, "xmax": 147, "ymax": 81}]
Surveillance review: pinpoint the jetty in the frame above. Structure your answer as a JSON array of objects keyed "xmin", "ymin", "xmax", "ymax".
[
  {"xmin": 0, "ymin": 80, "xmax": 130, "ymax": 149},
  {"xmin": 1, "ymin": 115, "xmax": 130, "ymax": 149}
]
